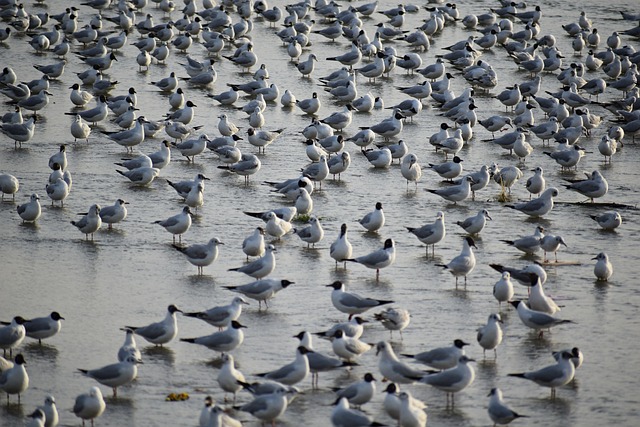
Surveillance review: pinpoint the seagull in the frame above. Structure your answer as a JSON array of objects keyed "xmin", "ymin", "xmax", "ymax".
[
  {"xmin": 183, "ymin": 297, "xmax": 248, "ymax": 331},
  {"xmin": 293, "ymin": 216, "xmax": 324, "ymax": 248},
  {"xmin": 332, "ymin": 330, "xmax": 372, "ymax": 363},
  {"xmin": 346, "ymin": 238, "xmax": 396, "ymax": 279},
  {"xmin": 506, "ymin": 187, "xmax": 558, "ymax": 217},
  {"xmin": 552, "ymin": 347, "xmax": 584, "ymax": 370},
  {"xmin": 374, "ymin": 341, "xmax": 425, "ymax": 385},
  {"xmin": 24, "ymin": 312, "xmax": 64, "ymax": 344},
  {"xmin": 0, "ymin": 354, "xmax": 28, "ymax": 403},
  {"xmin": 490, "ymin": 263, "xmax": 548, "ymax": 287},
  {"xmin": 331, "ymin": 397, "xmax": 383, "ymax": 427},
  {"xmin": 71, "ymin": 204, "xmax": 102, "ymax": 241},
  {"xmin": 154, "ymin": 207, "xmax": 192, "ymax": 243},
  {"xmin": 593, "ymin": 252, "xmax": 613, "ymax": 281},
  {"xmin": 167, "ymin": 173, "xmax": 209, "ymax": 199},
  {"xmin": 327, "ymin": 281, "xmax": 394, "ymax": 319},
  {"xmin": 500, "ymin": 226, "xmax": 545, "ymax": 255},
  {"xmin": 116, "ymin": 166, "xmax": 160, "ymax": 186},
  {"xmin": 403, "ymin": 339, "xmax": 468, "ymax": 370},
  {"xmin": 540, "ymin": 234, "xmax": 567, "ymax": 263},
  {"xmin": 228, "ymin": 244, "xmax": 276, "ymax": 279},
  {"xmin": 477, "ymin": 314, "xmax": 503, "ymax": 358},
  {"xmin": 293, "ymin": 331, "xmax": 355, "ymax": 388},
  {"xmin": 589, "ymin": 212, "xmax": 621, "ymax": 231},
  {"xmin": 173, "ymin": 237, "xmax": 223, "ymax": 275},
  {"xmin": 456, "ymin": 209, "xmax": 492, "ymax": 235},
  {"xmin": 78, "ymin": 355, "xmax": 140, "ymax": 397},
  {"xmin": 313, "ymin": 317, "xmax": 367, "ymax": 340},
  {"xmin": 493, "ymin": 272, "xmax": 514, "ymax": 308},
  {"xmin": 436, "ymin": 237, "xmax": 477, "ymax": 286},
  {"xmin": 487, "ymin": 388, "xmax": 527, "ymax": 426},
  {"xmin": 180, "ymin": 320, "xmax": 246, "ymax": 354},
  {"xmin": 420, "ymin": 355, "xmax": 476, "ymax": 406},
  {"xmin": 0, "ymin": 316, "xmax": 26, "ymax": 357},
  {"xmin": 374, "ymin": 307, "xmax": 411, "ymax": 339},
  {"xmin": 124, "ymin": 304, "xmax": 182, "ymax": 346},
  {"xmin": 332, "ymin": 372, "xmax": 376, "ymax": 407},
  {"xmin": 73, "ymin": 387, "xmax": 106, "ymax": 426},
  {"xmin": 0, "ymin": 116, "xmax": 35, "ymax": 148},
  {"xmin": 117, "ymin": 329, "xmax": 141, "ymax": 362},
  {"xmin": 99, "ymin": 199, "xmax": 128, "ymax": 230},
  {"xmin": 508, "ymin": 351, "xmax": 576, "ymax": 398},
  {"xmin": 510, "ymin": 300, "xmax": 572, "ymax": 338},
  {"xmin": 17, "ymin": 193, "xmax": 41, "ymax": 223},
  {"xmin": 223, "ymin": 279, "xmax": 294, "ymax": 309},
  {"xmin": 406, "ymin": 211, "xmax": 446, "ymax": 256},
  {"xmin": 426, "ymin": 176, "xmax": 474, "ymax": 204},
  {"xmin": 563, "ymin": 170, "xmax": 608, "ymax": 202},
  {"xmin": 359, "ymin": 202, "xmax": 385, "ymax": 232},
  {"xmin": 37, "ymin": 395, "xmax": 59, "ymax": 427},
  {"xmin": 171, "ymin": 134, "xmax": 208, "ymax": 162},
  {"xmin": 217, "ymin": 354, "xmax": 246, "ymax": 403},
  {"xmin": 256, "ymin": 346, "xmax": 311, "ymax": 385},
  {"xmin": 217, "ymin": 153, "xmax": 262, "ymax": 184},
  {"xmin": 242, "ymin": 227, "xmax": 266, "ymax": 260},
  {"xmin": 235, "ymin": 388, "xmax": 292, "ymax": 426}
]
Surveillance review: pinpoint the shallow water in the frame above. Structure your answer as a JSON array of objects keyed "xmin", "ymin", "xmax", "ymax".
[{"xmin": 1, "ymin": 0, "xmax": 640, "ymax": 426}]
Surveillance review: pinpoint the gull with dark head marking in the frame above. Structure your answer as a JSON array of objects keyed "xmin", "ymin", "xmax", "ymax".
[
  {"xmin": 235, "ymin": 388, "xmax": 292, "ymax": 426},
  {"xmin": 359, "ymin": 202, "xmax": 385, "ymax": 232},
  {"xmin": 346, "ymin": 238, "xmax": 396, "ymax": 279},
  {"xmin": 426, "ymin": 176, "xmax": 474, "ymax": 204},
  {"xmin": 294, "ymin": 331, "xmax": 355, "ymax": 388},
  {"xmin": 403, "ymin": 339, "xmax": 468, "ymax": 370},
  {"xmin": 506, "ymin": 187, "xmax": 558, "ymax": 217},
  {"xmin": 477, "ymin": 314, "xmax": 503, "ymax": 358},
  {"xmin": 24, "ymin": 312, "xmax": 64, "ymax": 344},
  {"xmin": 332, "ymin": 372, "xmax": 376, "ymax": 408},
  {"xmin": 223, "ymin": 279, "xmax": 294, "ymax": 309},
  {"xmin": 180, "ymin": 320, "xmax": 246, "ymax": 355},
  {"xmin": 183, "ymin": 296, "xmax": 248, "ymax": 331},
  {"xmin": 314, "ymin": 317, "xmax": 367, "ymax": 341},
  {"xmin": 124, "ymin": 304, "xmax": 182, "ymax": 346},
  {"xmin": 154, "ymin": 207, "xmax": 192, "ymax": 244},
  {"xmin": 99, "ymin": 199, "xmax": 128, "ymax": 230},
  {"xmin": 500, "ymin": 226, "xmax": 545, "ymax": 255},
  {"xmin": 436, "ymin": 237, "xmax": 477, "ymax": 286},
  {"xmin": 456, "ymin": 209, "xmax": 491, "ymax": 235},
  {"xmin": 327, "ymin": 281, "xmax": 394, "ymax": 319},
  {"xmin": 167, "ymin": 173, "xmax": 209, "ymax": 200},
  {"xmin": 510, "ymin": 300, "xmax": 572, "ymax": 338},
  {"xmin": 256, "ymin": 346, "xmax": 312, "ymax": 386},
  {"xmin": 0, "ymin": 354, "xmax": 28, "ymax": 403}
]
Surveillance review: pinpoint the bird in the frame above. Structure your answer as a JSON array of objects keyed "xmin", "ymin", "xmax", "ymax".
[
  {"xmin": 419, "ymin": 355, "xmax": 476, "ymax": 407},
  {"xmin": 0, "ymin": 354, "xmax": 28, "ymax": 403},
  {"xmin": 487, "ymin": 388, "xmax": 527, "ymax": 426},
  {"xmin": 228, "ymin": 244, "xmax": 276, "ymax": 279},
  {"xmin": 73, "ymin": 387, "xmax": 106, "ymax": 427},
  {"xmin": 406, "ymin": 211, "xmax": 446, "ymax": 256},
  {"xmin": 223, "ymin": 279, "xmax": 294, "ymax": 310},
  {"xmin": 563, "ymin": 170, "xmax": 608, "ymax": 202},
  {"xmin": 493, "ymin": 272, "xmax": 514, "ymax": 308},
  {"xmin": 173, "ymin": 237, "xmax": 223, "ymax": 275},
  {"xmin": 477, "ymin": 314, "xmax": 503, "ymax": 358},
  {"xmin": 98, "ymin": 199, "xmax": 128, "ymax": 230},
  {"xmin": 593, "ymin": 252, "xmax": 613, "ymax": 281},
  {"xmin": 456, "ymin": 209, "xmax": 491, "ymax": 235},
  {"xmin": 436, "ymin": 237, "xmax": 477, "ymax": 286},
  {"xmin": 506, "ymin": 187, "xmax": 558, "ymax": 217},
  {"xmin": 78, "ymin": 355, "xmax": 140, "ymax": 397},
  {"xmin": 256, "ymin": 346, "xmax": 312, "ymax": 386},
  {"xmin": 403, "ymin": 339, "xmax": 469, "ymax": 370},
  {"xmin": 397, "ymin": 391, "xmax": 428, "ymax": 427},
  {"xmin": 124, "ymin": 304, "xmax": 182, "ymax": 346},
  {"xmin": 167, "ymin": 174, "xmax": 210, "ymax": 199},
  {"xmin": 294, "ymin": 331, "xmax": 356, "ymax": 388},
  {"xmin": 17, "ymin": 193, "xmax": 41, "ymax": 223},
  {"xmin": 71, "ymin": 204, "xmax": 102, "ymax": 241},
  {"xmin": 540, "ymin": 234, "xmax": 568, "ymax": 263},
  {"xmin": 314, "ymin": 317, "xmax": 368, "ymax": 341},
  {"xmin": 426, "ymin": 176, "xmax": 475, "ymax": 204},
  {"xmin": 332, "ymin": 372, "xmax": 376, "ymax": 408},
  {"xmin": 0, "ymin": 316, "xmax": 26, "ymax": 357},
  {"xmin": 116, "ymin": 166, "xmax": 160, "ymax": 186},
  {"xmin": 500, "ymin": 226, "xmax": 545, "ymax": 255},
  {"xmin": 374, "ymin": 307, "xmax": 411, "ymax": 339},
  {"xmin": 0, "ymin": 174, "xmax": 18, "ymax": 201},
  {"xmin": 117, "ymin": 329, "xmax": 141, "ymax": 363},
  {"xmin": 589, "ymin": 212, "xmax": 621, "ymax": 231},
  {"xmin": 293, "ymin": 216, "xmax": 324, "ymax": 248},
  {"xmin": 217, "ymin": 354, "xmax": 246, "ymax": 402},
  {"xmin": 345, "ymin": 238, "xmax": 396, "ymax": 279},
  {"xmin": 235, "ymin": 388, "xmax": 292, "ymax": 426},
  {"xmin": 242, "ymin": 227, "xmax": 266, "ymax": 260},
  {"xmin": 359, "ymin": 202, "xmax": 385, "ymax": 232},
  {"xmin": 24, "ymin": 312, "xmax": 64, "ymax": 344},
  {"xmin": 332, "ymin": 329, "xmax": 372, "ymax": 363},
  {"xmin": 180, "ymin": 320, "xmax": 246, "ymax": 354},
  {"xmin": 154, "ymin": 207, "xmax": 192, "ymax": 243},
  {"xmin": 508, "ymin": 351, "xmax": 576, "ymax": 398},
  {"xmin": 510, "ymin": 300, "xmax": 572, "ymax": 338},
  {"xmin": 183, "ymin": 296, "xmax": 248, "ymax": 331},
  {"xmin": 327, "ymin": 281, "xmax": 394, "ymax": 319}
]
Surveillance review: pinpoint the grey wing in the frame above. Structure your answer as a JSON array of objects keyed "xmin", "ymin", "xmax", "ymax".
[
  {"xmin": 393, "ymin": 361, "xmax": 425, "ymax": 378},
  {"xmin": 126, "ymin": 169, "xmax": 146, "ymax": 181},
  {"xmin": 333, "ymin": 409, "xmax": 372, "ymax": 426},
  {"xmin": 160, "ymin": 216, "xmax": 180, "ymax": 228},
  {"xmin": 99, "ymin": 205, "xmax": 117, "ymax": 220},
  {"xmin": 339, "ymin": 293, "xmax": 372, "ymax": 309},
  {"xmin": 572, "ymin": 180, "xmax": 600, "ymax": 193},
  {"xmin": 17, "ymin": 204, "xmax": 26, "ymax": 215},
  {"xmin": 74, "ymin": 216, "xmax": 89, "ymax": 228},
  {"xmin": 237, "ymin": 260, "xmax": 263, "ymax": 276},
  {"xmin": 489, "ymin": 402, "xmax": 518, "ymax": 420},
  {"xmin": 516, "ymin": 198, "xmax": 544, "ymax": 211},
  {"xmin": 183, "ymin": 244, "xmax": 209, "ymax": 260},
  {"xmin": 202, "ymin": 307, "xmax": 231, "ymax": 323},
  {"xmin": 241, "ymin": 396, "xmax": 269, "ymax": 413},
  {"xmin": 25, "ymin": 318, "xmax": 51, "ymax": 334},
  {"xmin": 73, "ymin": 394, "xmax": 89, "ymax": 414},
  {"xmin": 199, "ymin": 333, "xmax": 233, "ymax": 347},
  {"xmin": 238, "ymin": 281, "xmax": 271, "ymax": 294},
  {"xmin": 308, "ymin": 353, "xmax": 342, "ymax": 371},
  {"xmin": 135, "ymin": 321, "xmax": 166, "ymax": 340},
  {"xmin": 414, "ymin": 225, "xmax": 435, "ymax": 239},
  {"xmin": 337, "ymin": 383, "xmax": 358, "ymax": 399},
  {"xmin": 423, "ymin": 369, "xmax": 464, "ymax": 387},
  {"xmin": 265, "ymin": 362, "xmax": 295, "ymax": 381},
  {"xmin": 296, "ymin": 227, "xmax": 312, "ymax": 239},
  {"xmin": 525, "ymin": 311, "xmax": 555, "ymax": 327},
  {"xmin": 457, "ymin": 218, "xmax": 473, "ymax": 229},
  {"xmin": 356, "ymin": 250, "xmax": 387, "ymax": 265},
  {"xmin": 526, "ymin": 364, "xmax": 562, "ymax": 382},
  {"xmin": 87, "ymin": 363, "xmax": 122, "ymax": 381}
]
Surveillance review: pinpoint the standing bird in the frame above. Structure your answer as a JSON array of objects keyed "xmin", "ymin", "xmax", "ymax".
[
  {"xmin": 71, "ymin": 204, "xmax": 102, "ymax": 241},
  {"xmin": 436, "ymin": 237, "xmax": 477, "ymax": 287},
  {"xmin": 17, "ymin": 193, "xmax": 41, "ymax": 223},
  {"xmin": 346, "ymin": 239, "xmax": 396, "ymax": 279},
  {"xmin": 0, "ymin": 354, "xmax": 28, "ymax": 403},
  {"xmin": 78, "ymin": 356, "xmax": 141, "ymax": 397},
  {"xmin": 359, "ymin": 202, "xmax": 385, "ymax": 232},
  {"xmin": 477, "ymin": 314, "xmax": 503, "ymax": 358},
  {"xmin": 73, "ymin": 387, "xmax": 106, "ymax": 427},
  {"xmin": 228, "ymin": 244, "xmax": 276, "ymax": 279},
  {"xmin": 487, "ymin": 388, "xmax": 527, "ymax": 426},
  {"xmin": 173, "ymin": 237, "xmax": 223, "ymax": 275},
  {"xmin": 406, "ymin": 211, "xmax": 446, "ymax": 257},
  {"xmin": 593, "ymin": 252, "xmax": 613, "ymax": 281},
  {"xmin": 99, "ymin": 199, "xmax": 128, "ymax": 230},
  {"xmin": 24, "ymin": 311, "xmax": 64, "ymax": 344},
  {"xmin": 124, "ymin": 305, "xmax": 183, "ymax": 346},
  {"xmin": 508, "ymin": 351, "xmax": 576, "ymax": 398},
  {"xmin": 154, "ymin": 207, "xmax": 192, "ymax": 243},
  {"xmin": 419, "ymin": 356, "xmax": 476, "ymax": 407},
  {"xmin": 327, "ymin": 281, "xmax": 394, "ymax": 319},
  {"xmin": 330, "ymin": 223, "xmax": 353, "ymax": 268}
]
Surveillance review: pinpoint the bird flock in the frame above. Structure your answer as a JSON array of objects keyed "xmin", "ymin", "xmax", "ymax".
[{"xmin": 0, "ymin": 0, "xmax": 638, "ymax": 426}]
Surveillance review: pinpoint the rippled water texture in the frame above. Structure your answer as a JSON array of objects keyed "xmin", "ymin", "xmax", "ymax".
[{"xmin": 1, "ymin": 0, "xmax": 640, "ymax": 426}]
